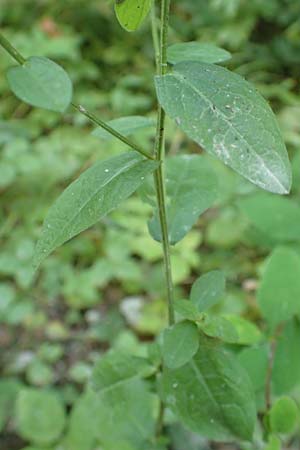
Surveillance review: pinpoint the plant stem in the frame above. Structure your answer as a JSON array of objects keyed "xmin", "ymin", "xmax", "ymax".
[
  {"xmin": 265, "ymin": 324, "xmax": 284, "ymax": 411},
  {"xmin": 153, "ymin": 0, "xmax": 174, "ymax": 326},
  {"xmin": 71, "ymin": 102, "xmax": 154, "ymax": 160},
  {"xmin": 0, "ymin": 32, "xmax": 25, "ymax": 65},
  {"xmin": 0, "ymin": 32, "xmax": 154, "ymax": 161}
]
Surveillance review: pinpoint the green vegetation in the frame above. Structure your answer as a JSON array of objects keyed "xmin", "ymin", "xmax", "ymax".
[{"xmin": 1, "ymin": 1, "xmax": 300, "ymax": 449}]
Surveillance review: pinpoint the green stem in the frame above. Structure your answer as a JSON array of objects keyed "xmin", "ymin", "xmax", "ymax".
[
  {"xmin": 0, "ymin": 32, "xmax": 25, "ymax": 65},
  {"xmin": 71, "ymin": 103, "xmax": 154, "ymax": 160},
  {"xmin": 0, "ymin": 32, "xmax": 153, "ymax": 161},
  {"xmin": 153, "ymin": 0, "xmax": 174, "ymax": 326}
]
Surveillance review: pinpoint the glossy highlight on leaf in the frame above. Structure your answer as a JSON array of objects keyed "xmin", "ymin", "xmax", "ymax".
[
  {"xmin": 34, "ymin": 152, "xmax": 159, "ymax": 268},
  {"xmin": 114, "ymin": 0, "xmax": 152, "ymax": 32},
  {"xmin": 155, "ymin": 61, "xmax": 292, "ymax": 194},
  {"xmin": 167, "ymin": 42, "xmax": 231, "ymax": 65},
  {"xmin": 7, "ymin": 56, "xmax": 73, "ymax": 112}
]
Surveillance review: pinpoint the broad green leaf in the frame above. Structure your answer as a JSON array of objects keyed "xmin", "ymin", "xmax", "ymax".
[
  {"xmin": 258, "ymin": 247, "xmax": 300, "ymax": 328},
  {"xmin": 238, "ymin": 345, "xmax": 269, "ymax": 410},
  {"xmin": 174, "ymin": 299, "xmax": 203, "ymax": 322},
  {"xmin": 115, "ymin": 0, "xmax": 152, "ymax": 32},
  {"xmin": 93, "ymin": 379, "xmax": 157, "ymax": 449},
  {"xmin": 167, "ymin": 42, "xmax": 231, "ymax": 65},
  {"xmin": 34, "ymin": 152, "xmax": 158, "ymax": 268},
  {"xmin": 64, "ymin": 392, "xmax": 97, "ymax": 450},
  {"xmin": 190, "ymin": 270, "xmax": 226, "ymax": 312},
  {"xmin": 92, "ymin": 351, "xmax": 157, "ymax": 448},
  {"xmin": 161, "ymin": 333, "xmax": 256, "ymax": 441},
  {"xmin": 162, "ymin": 321, "xmax": 199, "ymax": 368},
  {"xmin": 239, "ymin": 192, "xmax": 300, "ymax": 242},
  {"xmin": 7, "ymin": 56, "xmax": 73, "ymax": 112},
  {"xmin": 92, "ymin": 116, "xmax": 155, "ymax": 140},
  {"xmin": 16, "ymin": 389, "xmax": 66, "ymax": 445},
  {"xmin": 273, "ymin": 319, "xmax": 300, "ymax": 395},
  {"xmin": 264, "ymin": 435, "xmax": 281, "ymax": 450},
  {"xmin": 269, "ymin": 397, "xmax": 299, "ymax": 434},
  {"xmin": 224, "ymin": 314, "xmax": 263, "ymax": 345},
  {"xmin": 149, "ymin": 155, "xmax": 218, "ymax": 244},
  {"xmin": 92, "ymin": 349, "xmax": 155, "ymax": 392},
  {"xmin": 155, "ymin": 62, "xmax": 291, "ymax": 194},
  {"xmin": 0, "ymin": 379, "xmax": 22, "ymax": 432},
  {"xmin": 199, "ymin": 314, "xmax": 238, "ymax": 343}
]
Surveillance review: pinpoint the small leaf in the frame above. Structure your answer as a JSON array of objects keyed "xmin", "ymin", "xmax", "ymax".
[
  {"xmin": 92, "ymin": 350, "xmax": 155, "ymax": 392},
  {"xmin": 239, "ymin": 192, "xmax": 300, "ymax": 242},
  {"xmin": 161, "ymin": 333, "xmax": 256, "ymax": 441},
  {"xmin": 174, "ymin": 299, "xmax": 202, "ymax": 322},
  {"xmin": 199, "ymin": 314, "xmax": 238, "ymax": 343},
  {"xmin": 269, "ymin": 396, "xmax": 299, "ymax": 434},
  {"xmin": 258, "ymin": 247, "xmax": 300, "ymax": 328},
  {"xmin": 16, "ymin": 388, "xmax": 66, "ymax": 445},
  {"xmin": 7, "ymin": 56, "xmax": 72, "ymax": 112},
  {"xmin": 92, "ymin": 115, "xmax": 155, "ymax": 140},
  {"xmin": 149, "ymin": 155, "xmax": 218, "ymax": 244},
  {"xmin": 115, "ymin": 0, "xmax": 152, "ymax": 32},
  {"xmin": 155, "ymin": 62, "xmax": 291, "ymax": 194},
  {"xmin": 190, "ymin": 270, "xmax": 226, "ymax": 312},
  {"xmin": 224, "ymin": 314, "xmax": 263, "ymax": 345},
  {"xmin": 34, "ymin": 152, "xmax": 158, "ymax": 268},
  {"xmin": 167, "ymin": 42, "xmax": 231, "ymax": 65},
  {"xmin": 162, "ymin": 321, "xmax": 199, "ymax": 369}
]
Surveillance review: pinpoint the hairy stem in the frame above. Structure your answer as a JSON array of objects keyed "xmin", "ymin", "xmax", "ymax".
[
  {"xmin": 0, "ymin": 32, "xmax": 153, "ymax": 161},
  {"xmin": 153, "ymin": 0, "xmax": 174, "ymax": 326}
]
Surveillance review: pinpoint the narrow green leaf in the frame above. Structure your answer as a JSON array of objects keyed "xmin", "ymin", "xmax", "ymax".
[
  {"xmin": 239, "ymin": 192, "xmax": 300, "ymax": 242},
  {"xmin": 190, "ymin": 270, "xmax": 226, "ymax": 312},
  {"xmin": 162, "ymin": 321, "xmax": 199, "ymax": 369},
  {"xmin": 7, "ymin": 56, "xmax": 72, "ymax": 112},
  {"xmin": 269, "ymin": 397, "xmax": 299, "ymax": 434},
  {"xmin": 161, "ymin": 333, "xmax": 256, "ymax": 441},
  {"xmin": 258, "ymin": 247, "xmax": 300, "ymax": 328},
  {"xmin": 34, "ymin": 152, "xmax": 158, "ymax": 268},
  {"xmin": 92, "ymin": 116, "xmax": 155, "ymax": 140},
  {"xmin": 115, "ymin": 0, "xmax": 152, "ymax": 32},
  {"xmin": 149, "ymin": 155, "xmax": 218, "ymax": 244},
  {"xmin": 167, "ymin": 42, "xmax": 231, "ymax": 65},
  {"xmin": 16, "ymin": 389, "xmax": 66, "ymax": 445},
  {"xmin": 92, "ymin": 350, "xmax": 155, "ymax": 392},
  {"xmin": 155, "ymin": 62, "xmax": 291, "ymax": 194}
]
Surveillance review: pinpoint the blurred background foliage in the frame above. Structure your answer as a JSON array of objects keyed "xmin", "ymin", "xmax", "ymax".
[{"xmin": 0, "ymin": 0, "xmax": 300, "ymax": 449}]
